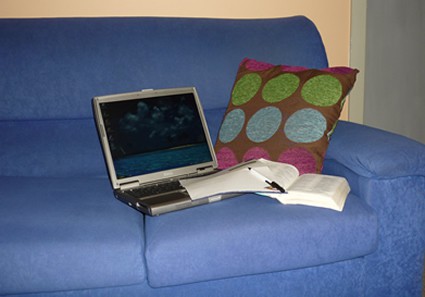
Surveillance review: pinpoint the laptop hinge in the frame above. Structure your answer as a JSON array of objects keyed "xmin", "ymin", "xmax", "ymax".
[
  {"xmin": 119, "ymin": 181, "xmax": 140, "ymax": 191},
  {"xmin": 197, "ymin": 165, "xmax": 213, "ymax": 173}
]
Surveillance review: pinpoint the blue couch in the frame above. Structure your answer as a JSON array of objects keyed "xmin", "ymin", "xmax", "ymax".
[{"xmin": 1, "ymin": 16, "xmax": 424, "ymax": 297}]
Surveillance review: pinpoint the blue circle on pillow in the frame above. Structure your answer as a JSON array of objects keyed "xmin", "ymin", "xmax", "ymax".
[
  {"xmin": 284, "ymin": 108, "xmax": 326, "ymax": 143},
  {"xmin": 219, "ymin": 109, "xmax": 245, "ymax": 143},
  {"xmin": 246, "ymin": 107, "xmax": 282, "ymax": 143}
]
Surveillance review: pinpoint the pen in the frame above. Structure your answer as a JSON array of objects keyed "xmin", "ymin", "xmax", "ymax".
[{"xmin": 248, "ymin": 167, "xmax": 286, "ymax": 193}]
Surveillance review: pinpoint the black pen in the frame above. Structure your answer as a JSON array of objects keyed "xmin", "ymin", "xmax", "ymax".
[{"xmin": 248, "ymin": 167, "xmax": 286, "ymax": 193}]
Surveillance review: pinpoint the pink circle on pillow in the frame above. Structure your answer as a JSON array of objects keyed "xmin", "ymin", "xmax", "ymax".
[
  {"xmin": 245, "ymin": 59, "xmax": 275, "ymax": 71},
  {"xmin": 216, "ymin": 147, "xmax": 238, "ymax": 169},
  {"xmin": 278, "ymin": 147, "xmax": 317, "ymax": 174},
  {"xmin": 242, "ymin": 147, "xmax": 270, "ymax": 162}
]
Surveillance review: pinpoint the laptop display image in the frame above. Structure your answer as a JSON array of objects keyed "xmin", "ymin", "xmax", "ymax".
[{"xmin": 93, "ymin": 87, "xmax": 222, "ymax": 216}]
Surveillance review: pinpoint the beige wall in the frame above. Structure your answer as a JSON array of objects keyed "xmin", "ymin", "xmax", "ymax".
[{"xmin": 1, "ymin": 0, "xmax": 351, "ymax": 118}]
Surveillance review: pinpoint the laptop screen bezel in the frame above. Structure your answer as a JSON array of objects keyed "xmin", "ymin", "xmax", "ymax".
[{"xmin": 93, "ymin": 87, "xmax": 218, "ymax": 190}]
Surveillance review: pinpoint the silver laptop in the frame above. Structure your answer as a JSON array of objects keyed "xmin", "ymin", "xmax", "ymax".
[{"xmin": 93, "ymin": 87, "xmax": 222, "ymax": 216}]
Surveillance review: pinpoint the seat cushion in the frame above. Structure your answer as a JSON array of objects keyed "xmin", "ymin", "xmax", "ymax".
[
  {"xmin": 144, "ymin": 193, "xmax": 377, "ymax": 287},
  {"xmin": 0, "ymin": 177, "xmax": 146, "ymax": 295}
]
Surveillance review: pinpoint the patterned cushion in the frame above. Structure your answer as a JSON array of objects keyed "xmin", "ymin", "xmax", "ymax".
[{"xmin": 215, "ymin": 58, "xmax": 359, "ymax": 174}]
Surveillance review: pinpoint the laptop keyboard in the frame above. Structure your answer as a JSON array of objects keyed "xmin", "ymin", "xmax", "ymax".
[{"xmin": 128, "ymin": 180, "xmax": 184, "ymax": 198}]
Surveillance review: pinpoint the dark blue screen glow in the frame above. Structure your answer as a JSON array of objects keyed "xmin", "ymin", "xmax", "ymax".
[{"xmin": 100, "ymin": 93, "xmax": 212, "ymax": 178}]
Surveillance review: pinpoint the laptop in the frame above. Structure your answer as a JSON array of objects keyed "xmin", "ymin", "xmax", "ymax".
[{"xmin": 93, "ymin": 87, "xmax": 223, "ymax": 216}]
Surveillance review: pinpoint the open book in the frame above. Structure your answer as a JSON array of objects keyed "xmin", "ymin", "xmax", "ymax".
[{"xmin": 180, "ymin": 158, "xmax": 350, "ymax": 211}]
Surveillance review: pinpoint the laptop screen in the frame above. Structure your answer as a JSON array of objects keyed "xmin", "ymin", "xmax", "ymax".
[{"xmin": 98, "ymin": 91, "xmax": 214, "ymax": 179}]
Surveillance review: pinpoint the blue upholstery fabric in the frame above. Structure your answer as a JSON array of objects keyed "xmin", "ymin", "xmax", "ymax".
[
  {"xmin": 0, "ymin": 177, "xmax": 146, "ymax": 294},
  {"xmin": 325, "ymin": 122, "xmax": 425, "ymax": 297},
  {"xmin": 361, "ymin": 177, "xmax": 425, "ymax": 297},
  {"xmin": 326, "ymin": 121, "xmax": 425, "ymax": 178},
  {"xmin": 324, "ymin": 122, "xmax": 425, "ymax": 296},
  {"xmin": 0, "ymin": 17, "xmax": 327, "ymax": 121},
  {"xmin": 145, "ymin": 193, "xmax": 377, "ymax": 287},
  {"xmin": 1, "ymin": 16, "xmax": 424, "ymax": 297},
  {"xmin": 3, "ymin": 258, "xmax": 368, "ymax": 297},
  {"xmin": 324, "ymin": 161, "xmax": 425, "ymax": 297},
  {"xmin": 0, "ymin": 119, "xmax": 106, "ymax": 177}
]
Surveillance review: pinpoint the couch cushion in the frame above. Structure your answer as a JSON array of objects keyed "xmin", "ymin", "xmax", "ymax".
[
  {"xmin": 0, "ymin": 177, "xmax": 146, "ymax": 295},
  {"xmin": 0, "ymin": 119, "xmax": 106, "ymax": 177},
  {"xmin": 144, "ymin": 193, "xmax": 377, "ymax": 287},
  {"xmin": 214, "ymin": 58, "xmax": 358, "ymax": 174}
]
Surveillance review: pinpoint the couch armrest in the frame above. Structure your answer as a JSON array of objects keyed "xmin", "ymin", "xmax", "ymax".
[
  {"xmin": 325, "ymin": 121, "xmax": 425, "ymax": 178},
  {"xmin": 324, "ymin": 121, "xmax": 425, "ymax": 296}
]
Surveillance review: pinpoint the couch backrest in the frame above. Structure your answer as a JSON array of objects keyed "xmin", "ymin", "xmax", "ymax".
[
  {"xmin": 0, "ymin": 16, "xmax": 328, "ymax": 121},
  {"xmin": 0, "ymin": 16, "xmax": 328, "ymax": 177}
]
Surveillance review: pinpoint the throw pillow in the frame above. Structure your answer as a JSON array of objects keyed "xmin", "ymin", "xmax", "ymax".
[{"xmin": 215, "ymin": 58, "xmax": 359, "ymax": 174}]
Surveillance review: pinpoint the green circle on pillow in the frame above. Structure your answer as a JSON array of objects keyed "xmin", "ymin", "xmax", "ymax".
[
  {"xmin": 232, "ymin": 73, "xmax": 262, "ymax": 106},
  {"xmin": 301, "ymin": 75, "xmax": 342, "ymax": 107},
  {"xmin": 262, "ymin": 73, "xmax": 300, "ymax": 103}
]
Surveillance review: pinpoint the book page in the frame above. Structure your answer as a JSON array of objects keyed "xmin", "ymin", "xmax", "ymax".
[
  {"xmin": 253, "ymin": 159, "xmax": 299, "ymax": 189},
  {"xmin": 288, "ymin": 174, "xmax": 346, "ymax": 196},
  {"xmin": 283, "ymin": 174, "xmax": 350, "ymax": 211},
  {"xmin": 180, "ymin": 166, "xmax": 280, "ymax": 200}
]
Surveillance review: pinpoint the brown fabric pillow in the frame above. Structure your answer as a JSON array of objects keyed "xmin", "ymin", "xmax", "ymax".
[{"xmin": 215, "ymin": 58, "xmax": 359, "ymax": 174}]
